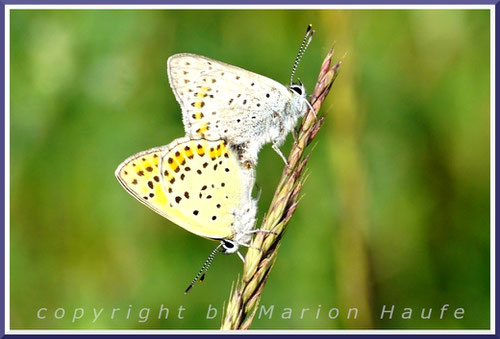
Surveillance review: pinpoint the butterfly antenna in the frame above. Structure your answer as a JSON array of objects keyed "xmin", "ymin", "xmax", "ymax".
[
  {"xmin": 184, "ymin": 243, "xmax": 222, "ymax": 294},
  {"xmin": 290, "ymin": 24, "xmax": 315, "ymax": 86}
]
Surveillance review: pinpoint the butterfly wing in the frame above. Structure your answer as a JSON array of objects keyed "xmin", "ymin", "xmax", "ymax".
[
  {"xmin": 115, "ymin": 137, "xmax": 253, "ymax": 240},
  {"xmin": 167, "ymin": 53, "xmax": 293, "ymax": 142}
]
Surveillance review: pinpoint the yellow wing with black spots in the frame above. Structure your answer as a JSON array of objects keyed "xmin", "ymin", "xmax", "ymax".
[{"xmin": 115, "ymin": 137, "xmax": 249, "ymax": 240}]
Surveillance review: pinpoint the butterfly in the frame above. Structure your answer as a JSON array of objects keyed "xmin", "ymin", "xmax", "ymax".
[
  {"xmin": 115, "ymin": 136, "xmax": 258, "ymax": 292},
  {"xmin": 166, "ymin": 25, "xmax": 315, "ymax": 166}
]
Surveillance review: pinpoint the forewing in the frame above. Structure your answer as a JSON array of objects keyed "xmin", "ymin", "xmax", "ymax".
[
  {"xmin": 115, "ymin": 137, "xmax": 247, "ymax": 240},
  {"xmin": 167, "ymin": 53, "xmax": 291, "ymax": 139}
]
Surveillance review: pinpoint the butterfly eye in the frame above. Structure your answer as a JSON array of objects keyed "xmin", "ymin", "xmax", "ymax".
[
  {"xmin": 221, "ymin": 240, "xmax": 238, "ymax": 254},
  {"xmin": 290, "ymin": 84, "xmax": 303, "ymax": 96}
]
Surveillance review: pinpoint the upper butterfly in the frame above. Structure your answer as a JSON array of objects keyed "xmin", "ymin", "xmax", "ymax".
[{"xmin": 167, "ymin": 25, "xmax": 315, "ymax": 166}]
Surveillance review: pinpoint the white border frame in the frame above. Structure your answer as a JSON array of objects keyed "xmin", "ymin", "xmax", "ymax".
[{"xmin": 3, "ymin": 4, "xmax": 496, "ymax": 335}]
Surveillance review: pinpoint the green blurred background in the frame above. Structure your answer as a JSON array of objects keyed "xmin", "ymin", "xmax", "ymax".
[{"xmin": 9, "ymin": 9, "xmax": 491, "ymax": 330}]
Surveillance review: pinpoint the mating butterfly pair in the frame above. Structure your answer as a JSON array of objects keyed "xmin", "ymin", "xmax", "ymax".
[{"xmin": 115, "ymin": 25, "xmax": 315, "ymax": 292}]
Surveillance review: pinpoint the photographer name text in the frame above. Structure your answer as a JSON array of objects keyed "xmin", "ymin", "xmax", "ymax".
[{"xmin": 36, "ymin": 304, "xmax": 465, "ymax": 323}]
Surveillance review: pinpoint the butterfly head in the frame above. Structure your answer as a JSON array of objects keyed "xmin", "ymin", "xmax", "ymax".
[
  {"xmin": 289, "ymin": 79, "xmax": 306, "ymax": 98},
  {"xmin": 220, "ymin": 239, "xmax": 239, "ymax": 254}
]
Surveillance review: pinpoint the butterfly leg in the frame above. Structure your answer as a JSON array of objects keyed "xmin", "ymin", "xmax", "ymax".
[
  {"xmin": 247, "ymin": 229, "xmax": 278, "ymax": 236},
  {"xmin": 305, "ymin": 97, "xmax": 317, "ymax": 118},
  {"xmin": 238, "ymin": 241, "xmax": 263, "ymax": 251},
  {"xmin": 272, "ymin": 143, "xmax": 289, "ymax": 166},
  {"xmin": 237, "ymin": 251, "xmax": 246, "ymax": 263},
  {"xmin": 291, "ymin": 127, "xmax": 298, "ymax": 144},
  {"xmin": 291, "ymin": 128, "xmax": 306, "ymax": 154},
  {"xmin": 253, "ymin": 182, "xmax": 262, "ymax": 200}
]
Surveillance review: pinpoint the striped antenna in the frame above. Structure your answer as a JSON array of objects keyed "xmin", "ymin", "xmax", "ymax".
[
  {"xmin": 185, "ymin": 243, "xmax": 222, "ymax": 294},
  {"xmin": 290, "ymin": 24, "xmax": 315, "ymax": 86}
]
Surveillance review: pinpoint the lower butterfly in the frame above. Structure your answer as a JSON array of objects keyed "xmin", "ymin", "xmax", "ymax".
[{"xmin": 115, "ymin": 136, "xmax": 257, "ymax": 292}]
